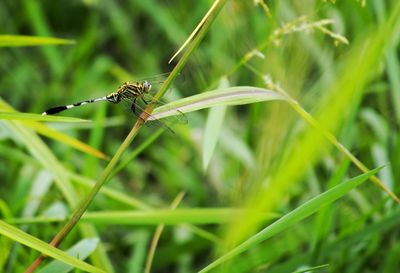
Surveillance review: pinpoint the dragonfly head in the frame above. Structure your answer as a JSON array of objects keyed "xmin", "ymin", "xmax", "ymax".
[{"xmin": 143, "ymin": 80, "xmax": 152, "ymax": 92}]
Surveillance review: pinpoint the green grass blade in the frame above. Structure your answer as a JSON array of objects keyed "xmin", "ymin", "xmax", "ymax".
[
  {"xmin": 150, "ymin": 86, "xmax": 287, "ymax": 120},
  {"xmin": 203, "ymin": 105, "xmax": 227, "ymax": 170},
  {"xmin": 26, "ymin": 122, "xmax": 108, "ymax": 160},
  {"xmin": 109, "ymin": 128, "xmax": 164, "ymax": 179},
  {"xmin": 68, "ymin": 172, "xmax": 151, "ymax": 210},
  {"xmin": 293, "ymin": 264, "xmax": 330, "ymax": 273},
  {"xmin": 0, "ymin": 220, "xmax": 104, "ymax": 273},
  {"xmin": 144, "ymin": 192, "xmax": 184, "ymax": 273},
  {"xmin": 82, "ymin": 209, "xmax": 277, "ymax": 225},
  {"xmin": 202, "ymin": 78, "xmax": 230, "ymax": 170},
  {"xmin": 0, "ymin": 112, "xmax": 89, "ymax": 123},
  {"xmin": 0, "ymin": 102, "xmax": 106, "ymax": 159},
  {"xmin": 199, "ymin": 167, "xmax": 383, "ymax": 273},
  {"xmin": 38, "ymin": 238, "xmax": 99, "ymax": 273},
  {"xmin": 0, "ymin": 35, "xmax": 75, "ymax": 47}
]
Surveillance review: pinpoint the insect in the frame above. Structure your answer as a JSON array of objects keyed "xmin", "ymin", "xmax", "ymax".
[{"xmin": 42, "ymin": 80, "xmax": 186, "ymax": 132}]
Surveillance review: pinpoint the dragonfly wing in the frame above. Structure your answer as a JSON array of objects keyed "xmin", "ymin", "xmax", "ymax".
[
  {"xmin": 141, "ymin": 94, "xmax": 188, "ymax": 124},
  {"xmin": 120, "ymin": 97, "xmax": 175, "ymax": 134}
]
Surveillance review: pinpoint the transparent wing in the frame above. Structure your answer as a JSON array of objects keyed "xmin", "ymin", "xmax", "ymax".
[
  {"xmin": 120, "ymin": 96, "xmax": 176, "ymax": 134},
  {"xmin": 141, "ymin": 93, "xmax": 188, "ymax": 125},
  {"xmin": 136, "ymin": 71, "xmax": 185, "ymax": 85},
  {"xmin": 135, "ymin": 72, "xmax": 185, "ymax": 96}
]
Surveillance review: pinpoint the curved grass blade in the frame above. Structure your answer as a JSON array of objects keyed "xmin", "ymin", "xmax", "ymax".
[
  {"xmin": 142, "ymin": 94, "xmax": 188, "ymax": 124},
  {"xmin": 199, "ymin": 167, "xmax": 383, "ymax": 273},
  {"xmin": 0, "ymin": 35, "xmax": 75, "ymax": 47},
  {"xmin": 150, "ymin": 86, "xmax": 287, "ymax": 120},
  {"xmin": 0, "ymin": 220, "xmax": 104, "ymax": 273}
]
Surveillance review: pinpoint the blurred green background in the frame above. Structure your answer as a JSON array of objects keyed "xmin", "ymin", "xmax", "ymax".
[{"xmin": 1, "ymin": 0, "xmax": 400, "ymax": 272}]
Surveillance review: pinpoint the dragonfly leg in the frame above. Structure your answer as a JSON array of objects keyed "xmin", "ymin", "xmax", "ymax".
[
  {"xmin": 131, "ymin": 97, "xmax": 141, "ymax": 115},
  {"xmin": 142, "ymin": 97, "xmax": 150, "ymax": 104},
  {"xmin": 131, "ymin": 98, "xmax": 146, "ymax": 123}
]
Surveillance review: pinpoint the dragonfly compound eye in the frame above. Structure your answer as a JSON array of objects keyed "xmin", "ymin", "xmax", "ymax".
[{"xmin": 143, "ymin": 81, "xmax": 151, "ymax": 92}]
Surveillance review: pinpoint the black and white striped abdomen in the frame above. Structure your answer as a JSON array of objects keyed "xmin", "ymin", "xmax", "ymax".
[{"xmin": 42, "ymin": 96, "xmax": 108, "ymax": 115}]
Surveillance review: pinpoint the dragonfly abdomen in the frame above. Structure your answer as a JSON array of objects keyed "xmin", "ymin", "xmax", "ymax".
[{"xmin": 42, "ymin": 96, "xmax": 108, "ymax": 115}]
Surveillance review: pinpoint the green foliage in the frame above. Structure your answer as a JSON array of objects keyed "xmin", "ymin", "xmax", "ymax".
[{"xmin": 0, "ymin": 1, "xmax": 399, "ymax": 273}]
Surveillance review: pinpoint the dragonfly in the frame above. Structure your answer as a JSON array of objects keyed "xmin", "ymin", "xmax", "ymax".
[{"xmin": 42, "ymin": 80, "xmax": 186, "ymax": 132}]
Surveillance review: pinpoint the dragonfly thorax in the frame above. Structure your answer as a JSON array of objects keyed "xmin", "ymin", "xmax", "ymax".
[
  {"xmin": 120, "ymin": 81, "xmax": 151, "ymax": 95},
  {"xmin": 106, "ymin": 81, "xmax": 152, "ymax": 104}
]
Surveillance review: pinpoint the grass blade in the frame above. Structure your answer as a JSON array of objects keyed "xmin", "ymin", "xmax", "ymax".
[
  {"xmin": 0, "ymin": 35, "xmax": 75, "ymax": 47},
  {"xmin": 38, "ymin": 238, "xmax": 99, "ymax": 273},
  {"xmin": 0, "ymin": 105, "xmax": 106, "ymax": 160},
  {"xmin": 144, "ymin": 192, "xmax": 185, "ymax": 273},
  {"xmin": 82, "ymin": 208, "xmax": 277, "ymax": 225},
  {"xmin": 203, "ymin": 105, "xmax": 227, "ymax": 170},
  {"xmin": 202, "ymin": 78, "xmax": 230, "ymax": 170},
  {"xmin": 150, "ymin": 86, "xmax": 286, "ymax": 120},
  {"xmin": 27, "ymin": 121, "xmax": 108, "ymax": 160},
  {"xmin": 199, "ymin": 167, "xmax": 383, "ymax": 272},
  {"xmin": 168, "ymin": 0, "xmax": 222, "ymax": 63},
  {"xmin": 0, "ymin": 112, "xmax": 89, "ymax": 123}
]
